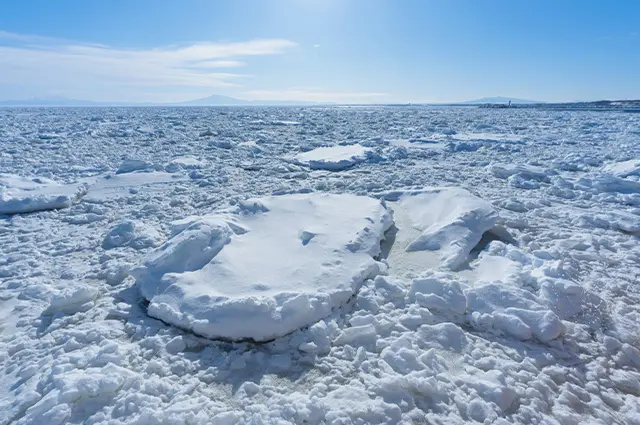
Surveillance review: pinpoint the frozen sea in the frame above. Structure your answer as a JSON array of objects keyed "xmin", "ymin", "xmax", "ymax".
[{"xmin": 1, "ymin": 105, "xmax": 640, "ymax": 425}]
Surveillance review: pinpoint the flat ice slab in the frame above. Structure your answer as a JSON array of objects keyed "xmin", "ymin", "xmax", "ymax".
[
  {"xmin": 0, "ymin": 174, "xmax": 86, "ymax": 215},
  {"xmin": 601, "ymin": 159, "xmax": 640, "ymax": 178},
  {"xmin": 132, "ymin": 193, "xmax": 393, "ymax": 341},
  {"xmin": 382, "ymin": 187, "xmax": 498, "ymax": 270},
  {"xmin": 295, "ymin": 144, "xmax": 371, "ymax": 171}
]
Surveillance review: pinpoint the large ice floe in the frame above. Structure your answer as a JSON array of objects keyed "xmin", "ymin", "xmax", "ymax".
[
  {"xmin": 382, "ymin": 187, "xmax": 501, "ymax": 271},
  {"xmin": 132, "ymin": 193, "xmax": 393, "ymax": 341},
  {"xmin": 0, "ymin": 174, "xmax": 86, "ymax": 215},
  {"xmin": 295, "ymin": 144, "xmax": 371, "ymax": 171}
]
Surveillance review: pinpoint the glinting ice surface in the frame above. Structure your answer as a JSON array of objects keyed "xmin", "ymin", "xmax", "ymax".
[
  {"xmin": 2, "ymin": 106, "xmax": 640, "ymax": 425},
  {"xmin": 132, "ymin": 193, "xmax": 393, "ymax": 341}
]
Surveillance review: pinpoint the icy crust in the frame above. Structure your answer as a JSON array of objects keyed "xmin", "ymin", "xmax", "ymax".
[
  {"xmin": 382, "ymin": 187, "xmax": 499, "ymax": 269},
  {"xmin": 0, "ymin": 174, "xmax": 87, "ymax": 215},
  {"xmin": 132, "ymin": 193, "xmax": 393, "ymax": 341},
  {"xmin": 295, "ymin": 144, "xmax": 371, "ymax": 171}
]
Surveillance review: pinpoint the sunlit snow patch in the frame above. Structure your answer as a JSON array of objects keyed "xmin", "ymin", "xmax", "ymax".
[
  {"xmin": 295, "ymin": 144, "xmax": 371, "ymax": 171},
  {"xmin": 381, "ymin": 187, "xmax": 500, "ymax": 271},
  {"xmin": 601, "ymin": 159, "xmax": 640, "ymax": 178},
  {"xmin": 0, "ymin": 174, "xmax": 87, "ymax": 215},
  {"xmin": 388, "ymin": 138, "xmax": 447, "ymax": 150},
  {"xmin": 132, "ymin": 193, "xmax": 393, "ymax": 341},
  {"xmin": 82, "ymin": 172, "xmax": 187, "ymax": 202},
  {"xmin": 453, "ymin": 133, "xmax": 523, "ymax": 143}
]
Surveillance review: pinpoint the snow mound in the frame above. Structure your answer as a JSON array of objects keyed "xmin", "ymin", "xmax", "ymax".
[
  {"xmin": 116, "ymin": 159, "xmax": 155, "ymax": 174},
  {"xmin": 576, "ymin": 174, "xmax": 640, "ymax": 194},
  {"xmin": 102, "ymin": 220, "xmax": 163, "ymax": 250},
  {"xmin": 489, "ymin": 163, "xmax": 555, "ymax": 182},
  {"xmin": 0, "ymin": 174, "xmax": 86, "ymax": 215},
  {"xmin": 295, "ymin": 144, "xmax": 371, "ymax": 171},
  {"xmin": 132, "ymin": 193, "xmax": 393, "ymax": 341},
  {"xmin": 602, "ymin": 159, "xmax": 640, "ymax": 177},
  {"xmin": 383, "ymin": 187, "xmax": 499, "ymax": 270},
  {"xmin": 165, "ymin": 156, "xmax": 205, "ymax": 172}
]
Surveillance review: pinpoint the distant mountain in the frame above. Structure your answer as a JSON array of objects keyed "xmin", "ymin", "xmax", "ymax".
[
  {"xmin": 0, "ymin": 94, "xmax": 329, "ymax": 107},
  {"xmin": 460, "ymin": 96, "xmax": 543, "ymax": 105},
  {"xmin": 177, "ymin": 94, "xmax": 328, "ymax": 106},
  {"xmin": 178, "ymin": 94, "xmax": 250, "ymax": 106}
]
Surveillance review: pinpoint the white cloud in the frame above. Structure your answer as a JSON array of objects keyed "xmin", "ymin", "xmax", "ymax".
[
  {"xmin": 0, "ymin": 31, "xmax": 297, "ymax": 100},
  {"xmin": 244, "ymin": 89, "xmax": 387, "ymax": 103}
]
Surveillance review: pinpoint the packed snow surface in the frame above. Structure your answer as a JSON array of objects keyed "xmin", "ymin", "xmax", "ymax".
[
  {"xmin": 133, "ymin": 193, "xmax": 392, "ymax": 341},
  {"xmin": 2, "ymin": 106, "xmax": 640, "ymax": 425},
  {"xmin": 295, "ymin": 144, "xmax": 371, "ymax": 170}
]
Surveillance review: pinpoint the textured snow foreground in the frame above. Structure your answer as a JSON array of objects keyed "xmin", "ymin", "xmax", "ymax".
[{"xmin": 2, "ymin": 106, "xmax": 640, "ymax": 425}]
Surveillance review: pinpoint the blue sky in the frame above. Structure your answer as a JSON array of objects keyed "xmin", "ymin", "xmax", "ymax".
[{"xmin": 0, "ymin": 0, "xmax": 638, "ymax": 103}]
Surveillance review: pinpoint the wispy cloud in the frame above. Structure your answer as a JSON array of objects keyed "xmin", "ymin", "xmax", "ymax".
[
  {"xmin": 0, "ymin": 31, "xmax": 297, "ymax": 100},
  {"xmin": 244, "ymin": 89, "xmax": 387, "ymax": 103}
]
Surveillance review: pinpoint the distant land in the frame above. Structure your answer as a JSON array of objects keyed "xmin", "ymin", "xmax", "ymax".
[
  {"xmin": 1, "ymin": 95, "xmax": 639, "ymax": 112},
  {"xmin": 459, "ymin": 96, "xmax": 543, "ymax": 105},
  {"xmin": 0, "ymin": 94, "xmax": 330, "ymax": 107}
]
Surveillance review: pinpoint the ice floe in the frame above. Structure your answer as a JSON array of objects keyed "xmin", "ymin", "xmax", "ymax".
[
  {"xmin": 295, "ymin": 144, "xmax": 371, "ymax": 171},
  {"xmin": 132, "ymin": 192, "xmax": 393, "ymax": 341}
]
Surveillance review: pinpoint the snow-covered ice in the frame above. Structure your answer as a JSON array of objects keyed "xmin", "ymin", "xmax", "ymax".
[
  {"xmin": 1, "ymin": 106, "xmax": 640, "ymax": 425},
  {"xmin": 132, "ymin": 193, "xmax": 392, "ymax": 341},
  {"xmin": 295, "ymin": 144, "xmax": 371, "ymax": 170},
  {"xmin": 0, "ymin": 174, "xmax": 86, "ymax": 215},
  {"xmin": 382, "ymin": 187, "xmax": 500, "ymax": 270}
]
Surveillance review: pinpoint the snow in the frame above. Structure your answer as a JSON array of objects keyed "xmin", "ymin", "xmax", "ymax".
[
  {"xmin": 0, "ymin": 174, "xmax": 86, "ymax": 214},
  {"xmin": 132, "ymin": 193, "xmax": 393, "ymax": 341},
  {"xmin": 2, "ymin": 106, "xmax": 640, "ymax": 425},
  {"xmin": 602, "ymin": 158, "xmax": 640, "ymax": 177},
  {"xmin": 382, "ymin": 187, "xmax": 499, "ymax": 270},
  {"xmin": 295, "ymin": 144, "xmax": 371, "ymax": 171}
]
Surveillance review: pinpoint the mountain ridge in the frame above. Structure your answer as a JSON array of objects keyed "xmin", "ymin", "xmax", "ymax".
[{"xmin": 0, "ymin": 94, "xmax": 332, "ymax": 107}]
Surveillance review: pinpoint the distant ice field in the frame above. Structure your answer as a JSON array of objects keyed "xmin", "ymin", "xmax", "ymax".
[{"xmin": 1, "ymin": 106, "xmax": 640, "ymax": 425}]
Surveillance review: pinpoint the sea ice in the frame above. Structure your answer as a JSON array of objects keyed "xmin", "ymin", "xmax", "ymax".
[
  {"xmin": 382, "ymin": 187, "xmax": 499, "ymax": 270},
  {"xmin": 0, "ymin": 174, "xmax": 86, "ymax": 215},
  {"xmin": 295, "ymin": 144, "xmax": 371, "ymax": 171},
  {"xmin": 132, "ymin": 192, "xmax": 393, "ymax": 341}
]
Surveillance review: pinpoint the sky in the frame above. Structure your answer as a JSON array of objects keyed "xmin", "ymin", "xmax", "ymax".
[{"xmin": 0, "ymin": 0, "xmax": 638, "ymax": 104}]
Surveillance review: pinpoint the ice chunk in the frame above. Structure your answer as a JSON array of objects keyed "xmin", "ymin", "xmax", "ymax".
[
  {"xmin": 466, "ymin": 283, "xmax": 565, "ymax": 342},
  {"xmin": 102, "ymin": 220, "xmax": 163, "ymax": 250},
  {"xmin": 295, "ymin": 144, "xmax": 371, "ymax": 171},
  {"xmin": 576, "ymin": 174, "xmax": 640, "ymax": 194},
  {"xmin": 602, "ymin": 159, "xmax": 640, "ymax": 178},
  {"xmin": 407, "ymin": 272, "xmax": 467, "ymax": 316},
  {"xmin": 383, "ymin": 187, "xmax": 499, "ymax": 270},
  {"xmin": 116, "ymin": 159, "xmax": 154, "ymax": 174},
  {"xmin": 165, "ymin": 156, "xmax": 205, "ymax": 172},
  {"xmin": 489, "ymin": 163, "xmax": 555, "ymax": 182},
  {"xmin": 0, "ymin": 174, "xmax": 86, "ymax": 215},
  {"xmin": 132, "ymin": 193, "xmax": 393, "ymax": 341},
  {"xmin": 82, "ymin": 172, "xmax": 187, "ymax": 202}
]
